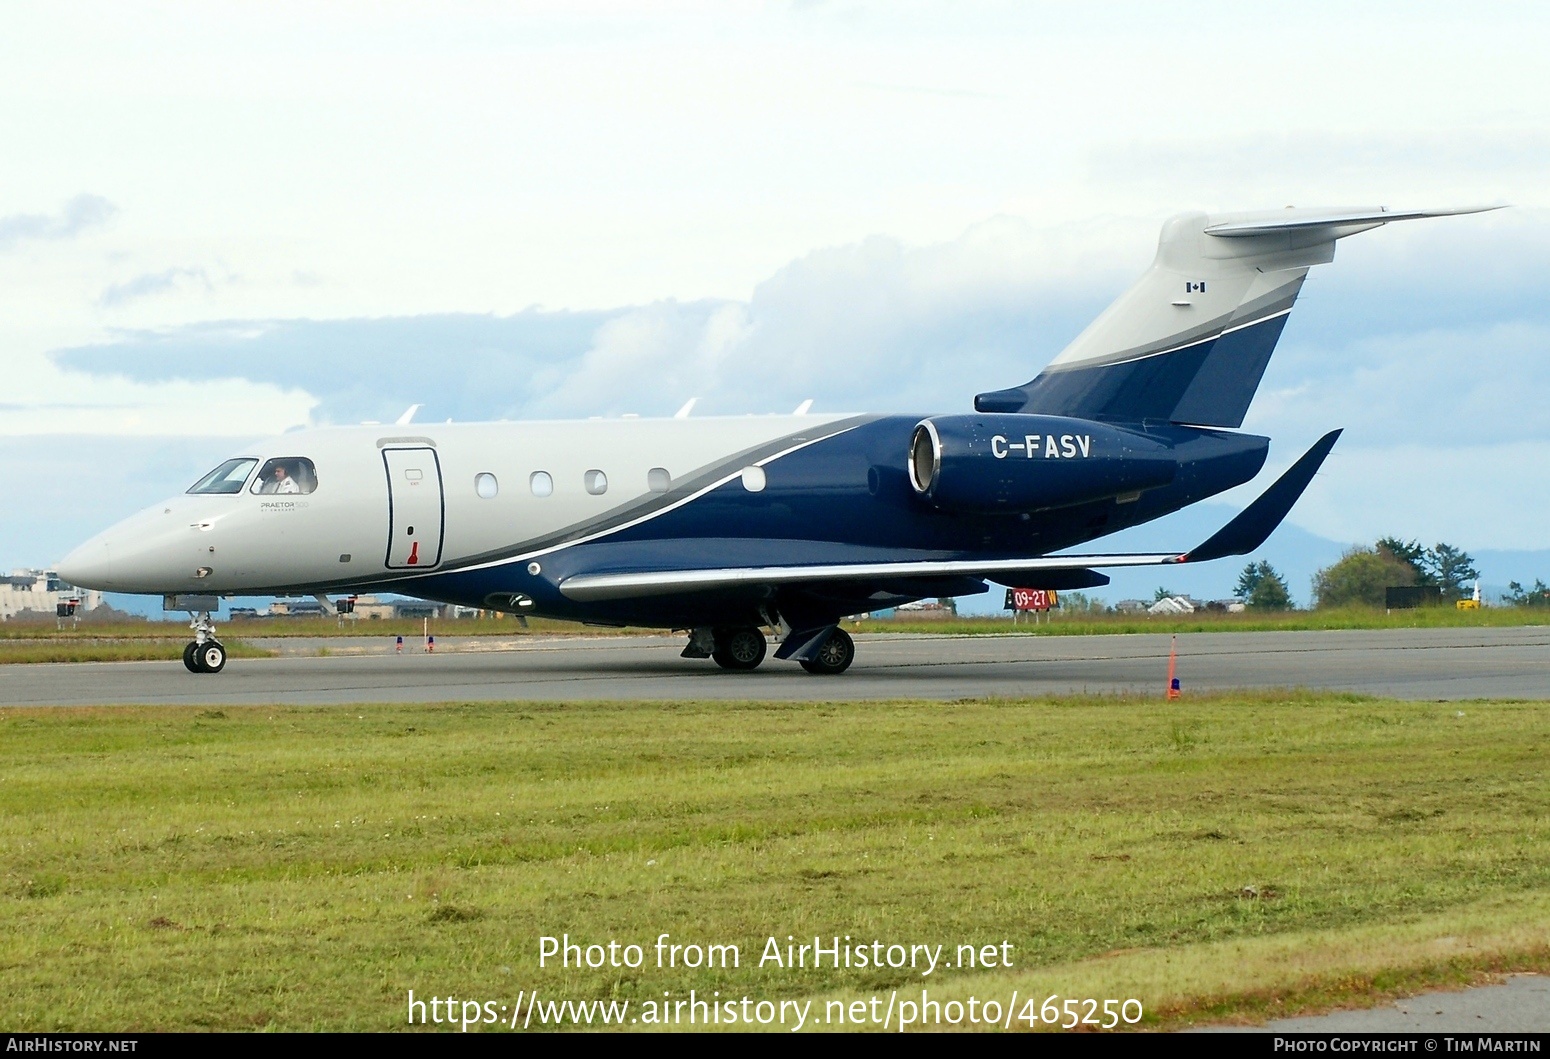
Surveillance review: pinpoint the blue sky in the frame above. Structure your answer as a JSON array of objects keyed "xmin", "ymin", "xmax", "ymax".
[{"xmin": 3, "ymin": 1, "xmax": 1548, "ymax": 592}]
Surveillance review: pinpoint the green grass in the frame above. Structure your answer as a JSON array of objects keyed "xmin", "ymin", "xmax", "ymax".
[{"xmin": 1, "ymin": 692, "xmax": 1547, "ymax": 1031}]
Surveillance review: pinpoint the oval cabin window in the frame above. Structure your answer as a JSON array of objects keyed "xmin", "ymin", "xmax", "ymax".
[
  {"xmin": 740, "ymin": 466, "xmax": 766, "ymax": 492},
  {"xmin": 647, "ymin": 467, "xmax": 671, "ymax": 493},
  {"xmin": 529, "ymin": 471, "xmax": 553, "ymax": 497},
  {"xmin": 475, "ymin": 473, "xmax": 498, "ymax": 499},
  {"xmin": 584, "ymin": 469, "xmax": 608, "ymax": 495}
]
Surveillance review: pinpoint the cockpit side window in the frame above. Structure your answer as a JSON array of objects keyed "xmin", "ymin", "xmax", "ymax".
[
  {"xmin": 250, "ymin": 457, "xmax": 318, "ymax": 495},
  {"xmin": 187, "ymin": 458, "xmax": 259, "ymax": 495}
]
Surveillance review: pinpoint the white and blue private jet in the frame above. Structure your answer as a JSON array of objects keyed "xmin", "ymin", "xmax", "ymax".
[{"xmin": 58, "ymin": 205, "xmax": 1493, "ymax": 675}]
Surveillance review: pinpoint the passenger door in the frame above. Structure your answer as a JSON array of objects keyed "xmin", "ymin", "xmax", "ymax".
[{"xmin": 382, "ymin": 447, "xmax": 445, "ymax": 569}]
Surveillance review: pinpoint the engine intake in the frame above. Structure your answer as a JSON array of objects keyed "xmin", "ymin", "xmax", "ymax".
[{"xmin": 908, "ymin": 414, "xmax": 1177, "ymax": 513}]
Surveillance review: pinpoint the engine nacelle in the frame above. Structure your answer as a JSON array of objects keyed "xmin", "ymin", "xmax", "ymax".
[{"xmin": 908, "ymin": 414, "xmax": 1177, "ymax": 513}]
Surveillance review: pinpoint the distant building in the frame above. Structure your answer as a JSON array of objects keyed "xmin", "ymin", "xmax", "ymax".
[
  {"xmin": 1148, "ymin": 595, "xmax": 1200, "ymax": 615},
  {"xmin": 890, "ymin": 600, "xmax": 955, "ymax": 620},
  {"xmin": 268, "ymin": 599, "xmax": 329, "ymax": 617},
  {"xmin": 261, "ymin": 594, "xmax": 480, "ymax": 620},
  {"xmin": 341, "ymin": 595, "xmax": 478, "ymax": 620},
  {"xmin": 0, "ymin": 569, "xmax": 103, "ymax": 622},
  {"xmin": 1115, "ymin": 599, "xmax": 1149, "ymax": 614}
]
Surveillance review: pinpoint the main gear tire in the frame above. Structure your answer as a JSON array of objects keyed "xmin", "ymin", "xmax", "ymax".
[
  {"xmin": 799, "ymin": 628, "xmax": 854, "ymax": 675},
  {"xmin": 711, "ymin": 627, "xmax": 767, "ymax": 671}
]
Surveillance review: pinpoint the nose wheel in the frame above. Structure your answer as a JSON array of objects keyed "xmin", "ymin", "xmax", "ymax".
[
  {"xmin": 183, "ymin": 610, "xmax": 227, "ymax": 674},
  {"xmin": 184, "ymin": 640, "xmax": 227, "ymax": 673}
]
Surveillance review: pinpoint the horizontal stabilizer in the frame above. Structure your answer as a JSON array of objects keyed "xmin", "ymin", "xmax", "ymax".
[
  {"xmin": 1185, "ymin": 430, "xmax": 1341, "ymax": 563},
  {"xmin": 1203, "ymin": 205, "xmax": 1502, "ymax": 237}
]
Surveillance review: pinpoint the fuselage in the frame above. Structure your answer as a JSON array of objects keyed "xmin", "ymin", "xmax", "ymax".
[{"xmin": 58, "ymin": 412, "xmax": 1268, "ymax": 629}]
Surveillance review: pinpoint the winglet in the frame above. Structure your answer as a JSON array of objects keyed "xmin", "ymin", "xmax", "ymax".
[{"xmin": 1184, "ymin": 429, "xmax": 1341, "ymax": 563}]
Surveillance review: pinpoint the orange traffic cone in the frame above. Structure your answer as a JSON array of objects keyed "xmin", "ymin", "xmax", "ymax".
[{"xmin": 1166, "ymin": 635, "xmax": 1181, "ymax": 700}]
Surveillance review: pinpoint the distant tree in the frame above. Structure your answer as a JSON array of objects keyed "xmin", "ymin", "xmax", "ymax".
[
  {"xmin": 1250, "ymin": 566, "xmax": 1292, "ymax": 610},
  {"xmin": 1235, "ymin": 560, "xmax": 1292, "ymax": 609},
  {"xmin": 1153, "ymin": 586, "xmax": 1177, "ymax": 602},
  {"xmin": 1234, "ymin": 563, "xmax": 1263, "ymax": 599},
  {"xmin": 1312, "ymin": 546, "xmax": 1417, "ymax": 609},
  {"xmin": 1059, "ymin": 591, "xmax": 1109, "ymax": 614},
  {"xmin": 1424, "ymin": 543, "xmax": 1480, "ymax": 601},
  {"xmin": 1375, "ymin": 536, "xmax": 1479, "ymax": 601},
  {"xmin": 1506, "ymin": 579, "xmax": 1550, "ymax": 609},
  {"xmin": 1376, "ymin": 537, "xmax": 1432, "ymax": 584},
  {"xmin": 938, "ymin": 597, "xmax": 958, "ymax": 616},
  {"xmin": 77, "ymin": 604, "xmax": 147, "ymax": 625}
]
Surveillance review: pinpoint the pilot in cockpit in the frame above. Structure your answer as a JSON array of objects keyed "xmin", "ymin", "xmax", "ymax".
[{"xmin": 268, "ymin": 464, "xmax": 301, "ymax": 495}]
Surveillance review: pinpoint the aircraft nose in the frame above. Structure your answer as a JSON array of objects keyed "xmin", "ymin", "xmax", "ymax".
[{"xmin": 56, "ymin": 539, "xmax": 112, "ymax": 590}]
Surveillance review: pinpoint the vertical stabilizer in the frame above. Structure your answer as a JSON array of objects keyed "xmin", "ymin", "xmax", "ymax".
[{"xmin": 975, "ymin": 206, "xmax": 1498, "ymax": 427}]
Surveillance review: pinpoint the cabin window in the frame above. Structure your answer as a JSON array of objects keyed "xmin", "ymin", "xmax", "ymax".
[
  {"xmin": 647, "ymin": 467, "xmax": 671, "ymax": 493},
  {"xmin": 187, "ymin": 458, "xmax": 258, "ymax": 495},
  {"xmin": 584, "ymin": 469, "xmax": 608, "ymax": 495},
  {"xmin": 475, "ymin": 472, "xmax": 498, "ymax": 499},
  {"xmin": 249, "ymin": 457, "xmax": 318, "ymax": 495},
  {"xmin": 529, "ymin": 471, "xmax": 553, "ymax": 497},
  {"xmin": 740, "ymin": 465, "xmax": 766, "ymax": 492}
]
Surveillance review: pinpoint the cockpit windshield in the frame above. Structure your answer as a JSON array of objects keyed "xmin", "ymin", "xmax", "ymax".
[{"xmin": 187, "ymin": 458, "xmax": 258, "ymax": 495}]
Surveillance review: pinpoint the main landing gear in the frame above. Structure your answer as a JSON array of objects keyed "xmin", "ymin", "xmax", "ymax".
[
  {"xmin": 712, "ymin": 627, "xmax": 767, "ymax": 671},
  {"xmin": 799, "ymin": 628, "xmax": 854, "ymax": 675},
  {"xmin": 681, "ymin": 625, "xmax": 854, "ymax": 675},
  {"xmin": 182, "ymin": 611, "xmax": 227, "ymax": 674}
]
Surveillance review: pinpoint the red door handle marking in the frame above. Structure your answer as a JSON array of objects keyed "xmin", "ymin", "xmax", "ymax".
[{"xmin": 407, "ymin": 541, "xmax": 419, "ymax": 565}]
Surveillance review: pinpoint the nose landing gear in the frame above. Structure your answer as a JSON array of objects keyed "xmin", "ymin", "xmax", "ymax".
[{"xmin": 183, "ymin": 611, "xmax": 227, "ymax": 674}]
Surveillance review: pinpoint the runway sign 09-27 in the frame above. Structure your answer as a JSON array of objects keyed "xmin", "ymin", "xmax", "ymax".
[{"xmin": 1004, "ymin": 588, "xmax": 1059, "ymax": 612}]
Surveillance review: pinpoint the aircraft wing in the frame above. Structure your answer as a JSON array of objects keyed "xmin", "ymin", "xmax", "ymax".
[
  {"xmin": 557, "ymin": 430, "xmax": 1340, "ymax": 603},
  {"xmin": 559, "ymin": 552, "xmax": 1180, "ymax": 601}
]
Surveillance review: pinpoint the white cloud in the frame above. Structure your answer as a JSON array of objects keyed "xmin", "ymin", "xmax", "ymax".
[
  {"xmin": 0, "ymin": 194, "xmax": 116, "ymax": 250},
  {"xmin": 98, "ymin": 266, "xmax": 215, "ymax": 307}
]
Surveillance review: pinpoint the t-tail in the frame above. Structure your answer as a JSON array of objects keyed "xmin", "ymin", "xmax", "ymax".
[{"xmin": 975, "ymin": 206, "xmax": 1499, "ymax": 427}]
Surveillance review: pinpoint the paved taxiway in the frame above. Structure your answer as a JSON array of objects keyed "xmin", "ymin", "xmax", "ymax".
[
  {"xmin": 1238, "ymin": 973, "xmax": 1550, "ymax": 1033},
  {"xmin": 3, "ymin": 626, "xmax": 1547, "ymax": 706}
]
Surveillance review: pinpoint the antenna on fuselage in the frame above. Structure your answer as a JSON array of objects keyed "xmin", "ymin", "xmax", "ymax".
[
  {"xmin": 674, "ymin": 398, "xmax": 698, "ymax": 419},
  {"xmin": 395, "ymin": 404, "xmax": 422, "ymax": 426}
]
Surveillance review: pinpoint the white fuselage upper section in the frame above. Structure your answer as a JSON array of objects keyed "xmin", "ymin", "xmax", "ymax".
[{"xmin": 59, "ymin": 414, "xmax": 855, "ymax": 595}]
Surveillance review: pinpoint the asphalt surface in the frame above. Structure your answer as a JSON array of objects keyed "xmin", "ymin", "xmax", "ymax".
[
  {"xmin": 3, "ymin": 626, "xmax": 1547, "ymax": 706},
  {"xmin": 1224, "ymin": 974, "xmax": 1550, "ymax": 1033}
]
